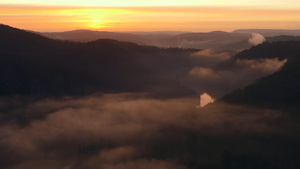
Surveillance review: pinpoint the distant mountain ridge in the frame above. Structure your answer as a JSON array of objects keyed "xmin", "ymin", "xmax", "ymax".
[
  {"xmin": 2, "ymin": 23, "xmax": 300, "ymax": 107},
  {"xmin": 266, "ymin": 35, "xmax": 300, "ymax": 42},
  {"xmin": 40, "ymin": 29, "xmax": 252, "ymax": 51},
  {"xmin": 2, "ymin": 24, "xmax": 300, "ymax": 169},
  {"xmin": 233, "ymin": 29, "xmax": 300, "ymax": 36},
  {"xmin": 40, "ymin": 28, "xmax": 300, "ymax": 52},
  {"xmin": 0, "ymin": 24, "xmax": 196, "ymax": 98}
]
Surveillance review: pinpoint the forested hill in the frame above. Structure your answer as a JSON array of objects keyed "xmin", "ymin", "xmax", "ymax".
[
  {"xmin": 234, "ymin": 41, "xmax": 300, "ymax": 60},
  {"xmin": 0, "ymin": 24, "xmax": 196, "ymax": 98},
  {"xmin": 220, "ymin": 52, "xmax": 300, "ymax": 110}
]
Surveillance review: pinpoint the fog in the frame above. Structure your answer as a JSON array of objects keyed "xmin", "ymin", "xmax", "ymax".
[
  {"xmin": 186, "ymin": 57, "xmax": 287, "ymax": 98},
  {"xmin": 1, "ymin": 24, "xmax": 300, "ymax": 169},
  {"xmin": 189, "ymin": 49, "xmax": 231, "ymax": 67},
  {"xmin": 0, "ymin": 93, "xmax": 292, "ymax": 169},
  {"xmin": 248, "ymin": 33, "xmax": 266, "ymax": 46}
]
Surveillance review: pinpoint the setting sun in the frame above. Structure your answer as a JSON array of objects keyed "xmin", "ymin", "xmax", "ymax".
[
  {"xmin": 0, "ymin": 0, "xmax": 300, "ymax": 32},
  {"xmin": 1, "ymin": 0, "xmax": 300, "ymax": 169},
  {"xmin": 90, "ymin": 20, "xmax": 103, "ymax": 29}
]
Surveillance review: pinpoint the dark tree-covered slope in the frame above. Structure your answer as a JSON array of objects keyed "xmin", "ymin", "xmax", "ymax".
[
  {"xmin": 266, "ymin": 35, "xmax": 300, "ymax": 43},
  {"xmin": 0, "ymin": 24, "xmax": 196, "ymax": 98},
  {"xmin": 220, "ymin": 53, "xmax": 300, "ymax": 110},
  {"xmin": 234, "ymin": 41, "xmax": 300, "ymax": 60}
]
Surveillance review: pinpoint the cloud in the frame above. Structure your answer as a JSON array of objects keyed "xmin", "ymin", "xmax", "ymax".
[
  {"xmin": 0, "ymin": 93, "xmax": 293, "ymax": 169},
  {"xmin": 0, "ymin": 93, "xmax": 297, "ymax": 169},
  {"xmin": 186, "ymin": 58, "xmax": 287, "ymax": 98},
  {"xmin": 248, "ymin": 33, "xmax": 266, "ymax": 46},
  {"xmin": 188, "ymin": 67, "xmax": 219, "ymax": 79},
  {"xmin": 190, "ymin": 49, "xmax": 231, "ymax": 59},
  {"xmin": 0, "ymin": 94, "xmax": 198, "ymax": 168},
  {"xmin": 189, "ymin": 49, "xmax": 232, "ymax": 67},
  {"xmin": 236, "ymin": 58, "xmax": 287, "ymax": 74}
]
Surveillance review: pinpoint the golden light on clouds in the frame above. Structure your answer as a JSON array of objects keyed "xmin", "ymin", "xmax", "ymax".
[{"xmin": 0, "ymin": 5, "xmax": 300, "ymax": 31}]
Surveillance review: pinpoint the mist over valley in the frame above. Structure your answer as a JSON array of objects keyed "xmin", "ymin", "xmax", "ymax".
[{"xmin": 0, "ymin": 24, "xmax": 300, "ymax": 169}]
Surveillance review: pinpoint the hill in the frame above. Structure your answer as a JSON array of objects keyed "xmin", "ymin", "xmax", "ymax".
[
  {"xmin": 266, "ymin": 35, "xmax": 300, "ymax": 42},
  {"xmin": 0, "ymin": 24, "xmax": 196, "ymax": 98},
  {"xmin": 41, "ymin": 29, "xmax": 300, "ymax": 52},
  {"xmin": 233, "ymin": 29, "xmax": 300, "ymax": 37},
  {"xmin": 41, "ymin": 29, "xmax": 172, "ymax": 46},
  {"xmin": 216, "ymin": 40, "xmax": 300, "ymax": 71},
  {"xmin": 219, "ymin": 41, "xmax": 300, "ymax": 110},
  {"xmin": 1, "ymin": 24, "xmax": 300, "ymax": 169},
  {"xmin": 40, "ymin": 29, "xmax": 252, "ymax": 51},
  {"xmin": 234, "ymin": 40, "xmax": 300, "ymax": 60}
]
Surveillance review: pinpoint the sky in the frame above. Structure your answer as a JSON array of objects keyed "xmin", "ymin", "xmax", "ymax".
[{"xmin": 0, "ymin": 0, "xmax": 300, "ymax": 32}]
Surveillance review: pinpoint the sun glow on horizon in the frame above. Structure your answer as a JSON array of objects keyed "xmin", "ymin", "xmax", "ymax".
[
  {"xmin": 0, "ymin": 4, "xmax": 300, "ymax": 32},
  {"xmin": 90, "ymin": 20, "xmax": 103, "ymax": 29}
]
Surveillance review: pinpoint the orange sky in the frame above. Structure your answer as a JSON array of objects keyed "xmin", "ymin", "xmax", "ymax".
[{"xmin": 0, "ymin": 1, "xmax": 300, "ymax": 32}]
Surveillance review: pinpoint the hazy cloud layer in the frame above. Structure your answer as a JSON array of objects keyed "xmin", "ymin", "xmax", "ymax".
[
  {"xmin": 0, "ymin": 94, "xmax": 288, "ymax": 169},
  {"xmin": 189, "ymin": 49, "xmax": 232, "ymax": 67},
  {"xmin": 186, "ymin": 58, "xmax": 287, "ymax": 98},
  {"xmin": 248, "ymin": 33, "xmax": 266, "ymax": 46}
]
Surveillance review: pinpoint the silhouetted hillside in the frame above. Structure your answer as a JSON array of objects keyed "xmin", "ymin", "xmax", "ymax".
[
  {"xmin": 41, "ymin": 29, "xmax": 170, "ymax": 46},
  {"xmin": 40, "ymin": 29, "xmax": 252, "ymax": 51},
  {"xmin": 233, "ymin": 29, "xmax": 300, "ymax": 36},
  {"xmin": 215, "ymin": 40, "xmax": 300, "ymax": 71},
  {"xmin": 216, "ymin": 40, "xmax": 300, "ymax": 109},
  {"xmin": 234, "ymin": 41, "xmax": 300, "ymax": 60},
  {"xmin": 266, "ymin": 35, "xmax": 300, "ymax": 42},
  {"xmin": 0, "ymin": 24, "xmax": 196, "ymax": 98},
  {"xmin": 2, "ymin": 24, "xmax": 300, "ymax": 169},
  {"xmin": 220, "ymin": 53, "xmax": 300, "ymax": 110}
]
